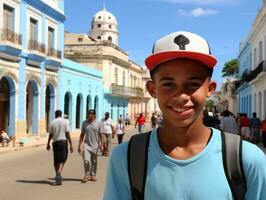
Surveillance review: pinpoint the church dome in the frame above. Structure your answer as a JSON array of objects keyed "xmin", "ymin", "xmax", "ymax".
[{"xmin": 89, "ymin": 9, "xmax": 119, "ymax": 45}]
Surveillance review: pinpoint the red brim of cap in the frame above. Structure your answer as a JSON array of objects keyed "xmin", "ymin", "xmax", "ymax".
[{"xmin": 145, "ymin": 51, "xmax": 217, "ymax": 70}]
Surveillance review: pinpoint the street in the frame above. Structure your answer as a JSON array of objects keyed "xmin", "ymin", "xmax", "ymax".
[{"xmin": 0, "ymin": 125, "xmax": 148, "ymax": 200}]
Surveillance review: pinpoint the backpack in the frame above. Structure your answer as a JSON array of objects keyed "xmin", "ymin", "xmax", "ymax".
[{"xmin": 127, "ymin": 131, "xmax": 246, "ymax": 200}]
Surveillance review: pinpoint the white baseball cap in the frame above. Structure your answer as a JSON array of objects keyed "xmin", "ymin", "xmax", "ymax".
[{"xmin": 145, "ymin": 31, "xmax": 217, "ymax": 70}]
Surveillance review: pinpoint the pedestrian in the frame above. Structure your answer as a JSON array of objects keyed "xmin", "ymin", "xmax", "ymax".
[
  {"xmin": 124, "ymin": 113, "xmax": 130, "ymax": 127},
  {"xmin": 100, "ymin": 112, "xmax": 115, "ymax": 156},
  {"xmin": 103, "ymin": 31, "xmax": 266, "ymax": 199},
  {"xmin": 0, "ymin": 130, "xmax": 10, "ymax": 147},
  {"xmin": 202, "ymin": 109, "xmax": 218, "ymax": 128},
  {"xmin": 157, "ymin": 114, "xmax": 163, "ymax": 127},
  {"xmin": 249, "ymin": 112, "xmax": 261, "ymax": 144},
  {"xmin": 150, "ymin": 113, "xmax": 157, "ymax": 129},
  {"xmin": 78, "ymin": 109, "xmax": 102, "ymax": 183},
  {"xmin": 261, "ymin": 117, "xmax": 266, "ymax": 148},
  {"xmin": 135, "ymin": 113, "xmax": 146, "ymax": 134},
  {"xmin": 46, "ymin": 110, "xmax": 73, "ymax": 185},
  {"xmin": 240, "ymin": 113, "xmax": 250, "ymax": 141},
  {"xmin": 220, "ymin": 110, "xmax": 237, "ymax": 134},
  {"xmin": 114, "ymin": 119, "xmax": 125, "ymax": 144}
]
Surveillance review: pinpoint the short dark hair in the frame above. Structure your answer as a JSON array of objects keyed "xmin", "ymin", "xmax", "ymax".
[
  {"xmin": 88, "ymin": 109, "xmax": 96, "ymax": 115},
  {"xmin": 55, "ymin": 110, "xmax": 62, "ymax": 118}
]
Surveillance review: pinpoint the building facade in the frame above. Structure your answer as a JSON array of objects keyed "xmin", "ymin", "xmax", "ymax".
[
  {"xmin": 237, "ymin": 0, "xmax": 266, "ymax": 119},
  {"xmin": 237, "ymin": 37, "xmax": 252, "ymax": 116},
  {"xmin": 64, "ymin": 8, "xmax": 149, "ymax": 123},
  {"xmin": 0, "ymin": 0, "xmax": 103, "ymax": 139}
]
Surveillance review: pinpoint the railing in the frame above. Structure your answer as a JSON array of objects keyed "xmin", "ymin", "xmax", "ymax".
[
  {"xmin": 47, "ymin": 47, "xmax": 62, "ymax": 59},
  {"xmin": 28, "ymin": 40, "xmax": 46, "ymax": 54},
  {"xmin": 111, "ymin": 83, "xmax": 144, "ymax": 98},
  {"xmin": 248, "ymin": 60, "xmax": 266, "ymax": 82},
  {"xmin": 0, "ymin": 28, "xmax": 22, "ymax": 45}
]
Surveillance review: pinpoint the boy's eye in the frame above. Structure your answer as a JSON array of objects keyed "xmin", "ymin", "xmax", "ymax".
[
  {"xmin": 162, "ymin": 82, "xmax": 175, "ymax": 87},
  {"xmin": 186, "ymin": 82, "xmax": 201, "ymax": 89}
]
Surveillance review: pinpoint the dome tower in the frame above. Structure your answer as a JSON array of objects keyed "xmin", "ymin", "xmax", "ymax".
[{"xmin": 89, "ymin": 8, "xmax": 118, "ymax": 45}]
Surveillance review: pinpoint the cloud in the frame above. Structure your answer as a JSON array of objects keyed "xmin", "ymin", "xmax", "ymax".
[
  {"xmin": 177, "ymin": 8, "xmax": 219, "ymax": 17},
  {"xmin": 159, "ymin": 0, "xmax": 240, "ymax": 5}
]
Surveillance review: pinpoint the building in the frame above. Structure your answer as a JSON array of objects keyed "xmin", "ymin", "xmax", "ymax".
[
  {"xmin": 237, "ymin": 36, "xmax": 252, "ymax": 117},
  {"xmin": 237, "ymin": 0, "xmax": 266, "ymax": 119},
  {"xmin": 64, "ymin": 8, "xmax": 149, "ymax": 123},
  {"xmin": 0, "ymin": 0, "xmax": 103, "ymax": 139}
]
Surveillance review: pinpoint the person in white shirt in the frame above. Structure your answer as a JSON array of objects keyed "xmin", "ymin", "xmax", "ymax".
[
  {"xmin": 100, "ymin": 112, "xmax": 114, "ymax": 156},
  {"xmin": 220, "ymin": 110, "xmax": 237, "ymax": 134},
  {"xmin": 115, "ymin": 119, "xmax": 125, "ymax": 144},
  {"xmin": 46, "ymin": 110, "xmax": 73, "ymax": 185}
]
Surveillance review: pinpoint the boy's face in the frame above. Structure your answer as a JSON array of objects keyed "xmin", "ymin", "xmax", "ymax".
[{"xmin": 146, "ymin": 58, "xmax": 216, "ymax": 128}]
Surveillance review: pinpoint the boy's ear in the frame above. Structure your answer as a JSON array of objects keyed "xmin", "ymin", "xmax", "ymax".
[
  {"xmin": 207, "ymin": 81, "xmax": 216, "ymax": 97},
  {"xmin": 146, "ymin": 80, "xmax": 156, "ymax": 98}
]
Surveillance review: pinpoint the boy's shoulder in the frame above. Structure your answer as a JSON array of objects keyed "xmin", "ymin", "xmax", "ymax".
[{"xmin": 242, "ymin": 141, "xmax": 266, "ymax": 167}]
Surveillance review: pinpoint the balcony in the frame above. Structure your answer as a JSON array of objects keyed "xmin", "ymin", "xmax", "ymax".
[
  {"xmin": 0, "ymin": 28, "xmax": 22, "ymax": 61},
  {"xmin": 248, "ymin": 60, "xmax": 266, "ymax": 83},
  {"xmin": 45, "ymin": 47, "xmax": 62, "ymax": 71},
  {"xmin": 110, "ymin": 83, "xmax": 144, "ymax": 98},
  {"xmin": 27, "ymin": 40, "xmax": 46, "ymax": 67}
]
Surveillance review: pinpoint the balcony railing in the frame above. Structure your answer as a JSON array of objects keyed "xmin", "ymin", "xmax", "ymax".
[
  {"xmin": 0, "ymin": 28, "xmax": 22, "ymax": 45},
  {"xmin": 47, "ymin": 47, "xmax": 62, "ymax": 59},
  {"xmin": 28, "ymin": 40, "xmax": 46, "ymax": 54},
  {"xmin": 111, "ymin": 83, "xmax": 144, "ymax": 98},
  {"xmin": 248, "ymin": 60, "xmax": 266, "ymax": 82}
]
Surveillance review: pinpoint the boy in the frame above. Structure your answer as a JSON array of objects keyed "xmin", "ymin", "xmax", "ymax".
[{"xmin": 103, "ymin": 31, "xmax": 266, "ymax": 199}]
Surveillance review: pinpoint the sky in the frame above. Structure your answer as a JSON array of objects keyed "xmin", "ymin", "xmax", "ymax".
[{"xmin": 64, "ymin": 0, "xmax": 263, "ymax": 90}]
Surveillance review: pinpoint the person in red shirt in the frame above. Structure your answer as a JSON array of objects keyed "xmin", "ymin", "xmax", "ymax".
[
  {"xmin": 261, "ymin": 117, "xmax": 266, "ymax": 148},
  {"xmin": 240, "ymin": 113, "xmax": 250, "ymax": 141},
  {"xmin": 135, "ymin": 113, "xmax": 146, "ymax": 134}
]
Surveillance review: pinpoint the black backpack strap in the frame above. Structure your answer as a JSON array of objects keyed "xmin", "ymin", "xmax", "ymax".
[
  {"xmin": 127, "ymin": 131, "xmax": 152, "ymax": 200},
  {"xmin": 221, "ymin": 132, "xmax": 247, "ymax": 200}
]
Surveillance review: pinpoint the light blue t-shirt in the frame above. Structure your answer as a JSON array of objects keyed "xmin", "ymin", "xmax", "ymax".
[{"xmin": 103, "ymin": 128, "xmax": 266, "ymax": 200}]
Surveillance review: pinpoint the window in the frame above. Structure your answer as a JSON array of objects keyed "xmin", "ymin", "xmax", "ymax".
[
  {"xmin": 108, "ymin": 36, "xmax": 112, "ymax": 42},
  {"xmin": 114, "ymin": 68, "xmax": 118, "ymax": 84},
  {"xmin": 98, "ymin": 24, "xmax": 101, "ymax": 28},
  {"xmin": 109, "ymin": 25, "xmax": 112, "ymax": 29},
  {"xmin": 30, "ymin": 18, "xmax": 38, "ymax": 41},
  {"xmin": 48, "ymin": 27, "xmax": 55, "ymax": 50},
  {"xmin": 259, "ymin": 41, "xmax": 263, "ymax": 63},
  {"xmin": 97, "ymin": 36, "xmax": 101, "ymax": 40},
  {"xmin": 78, "ymin": 37, "xmax": 83, "ymax": 42},
  {"xmin": 122, "ymin": 71, "xmax": 126, "ymax": 86},
  {"xmin": 253, "ymin": 47, "xmax": 257, "ymax": 69},
  {"xmin": 3, "ymin": 4, "xmax": 14, "ymax": 31}
]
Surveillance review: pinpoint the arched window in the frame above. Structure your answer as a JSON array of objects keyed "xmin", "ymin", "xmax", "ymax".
[
  {"xmin": 97, "ymin": 36, "xmax": 101, "ymax": 40},
  {"xmin": 108, "ymin": 36, "xmax": 112, "ymax": 42}
]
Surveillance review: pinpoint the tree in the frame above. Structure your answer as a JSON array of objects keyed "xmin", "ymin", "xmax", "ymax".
[
  {"xmin": 205, "ymin": 99, "xmax": 214, "ymax": 111},
  {"xmin": 222, "ymin": 59, "xmax": 239, "ymax": 79}
]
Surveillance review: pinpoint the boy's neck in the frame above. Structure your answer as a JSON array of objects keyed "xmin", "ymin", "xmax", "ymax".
[{"xmin": 157, "ymin": 121, "xmax": 212, "ymax": 160}]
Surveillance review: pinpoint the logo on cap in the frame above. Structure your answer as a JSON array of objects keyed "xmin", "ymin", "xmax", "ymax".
[{"xmin": 174, "ymin": 34, "xmax": 190, "ymax": 50}]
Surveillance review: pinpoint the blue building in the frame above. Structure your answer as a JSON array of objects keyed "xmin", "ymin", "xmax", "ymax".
[
  {"xmin": 237, "ymin": 38, "xmax": 252, "ymax": 116},
  {"xmin": 0, "ymin": 0, "xmax": 103, "ymax": 139}
]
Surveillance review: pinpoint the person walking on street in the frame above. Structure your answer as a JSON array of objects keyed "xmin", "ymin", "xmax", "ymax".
[
  {"xmin": 240, "ymin": 113, "xmax": 250, "ymax": 141},
  {"xmin": 78, "ymin": 109, "xmax": 102, "ymax": 183},
  {"xmin": 100, "ymin": 112, "xmax": 114, "ymax": 156},
  {"xmin": 220, "ymin": 110, "xmax": 237, "ymax": 134},
  {"xmin": 135, "ymin": 113, "xmax": 146, "ymax": 134},
  {"xmin": 46, "ymin": 110, "xmax": 73, "ymax": 185},
  {"xmin": 249, "ymin": 112, "xmax": 261, "ymax": 144},
  {"xmin": 115, "ymin": 119, "xmax": 125, "ymax": 144},
  {"xmin": 151, "ymin": 113, "xmax": 157, "ymax": 129},
  {"xmin": 261, "ymin": 117, "xmax": 266, "ymax": 148},
  {"xmin": 124, "ymin": 113, "xmax": 130, "ymax": 127}
]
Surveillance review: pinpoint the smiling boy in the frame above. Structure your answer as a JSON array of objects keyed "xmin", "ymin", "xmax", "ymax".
[{"xmin": 103, "ymin": 31, "xmax": 266, "ymax": 200}]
